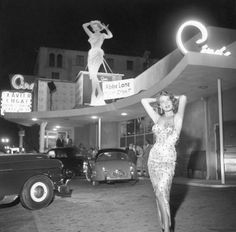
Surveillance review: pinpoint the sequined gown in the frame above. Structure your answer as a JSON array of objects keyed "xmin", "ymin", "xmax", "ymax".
[
  {"xmin": 148, "ymin": 121, "xmax": 179, "ymax": 228},
  {"xmin": 87, "ymin": 34, "xmax": 105, "ymax": 79}
]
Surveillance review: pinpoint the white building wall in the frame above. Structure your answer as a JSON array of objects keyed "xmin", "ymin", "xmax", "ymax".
[{"xmin": 35, "ymin": 47, "xmax": 150, "ymax": 81}]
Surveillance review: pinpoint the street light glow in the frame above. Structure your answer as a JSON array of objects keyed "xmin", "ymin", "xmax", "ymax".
[{"xmin": 1, "ymin": 138, "xmax": 9, "ymax": 143}]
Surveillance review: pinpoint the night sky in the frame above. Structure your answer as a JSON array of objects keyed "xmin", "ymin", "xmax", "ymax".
[
  {"xmin": 0, "ymin": 0, "xmax": 235, "ymax": 146},
  {"xmin": 0, "ymin": 0, "xmax": 235, "ymax": 89}
]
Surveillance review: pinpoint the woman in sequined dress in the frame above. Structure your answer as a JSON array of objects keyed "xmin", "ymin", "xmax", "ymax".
[
  {"xmin": 82, "ymin": 20, "xmax": 113, "ymax": 106},
  {"xmin": 141, "ymin": 91, "xmax": 187, "ymax": 232}
]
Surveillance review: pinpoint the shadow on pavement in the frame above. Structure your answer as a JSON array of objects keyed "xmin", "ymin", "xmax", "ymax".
[{"xmin": 170, "ymin": 184, "xmax": 189, "ymax": 232}]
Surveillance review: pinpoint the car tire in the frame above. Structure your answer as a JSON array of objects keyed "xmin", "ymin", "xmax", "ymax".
[
  {"xmin": 20, "ymin": 175, "xmax": 54, "ymax": 210},
  {"xmin": 130, "ymin": 178, "xmax": 139, "ymax": 185}
]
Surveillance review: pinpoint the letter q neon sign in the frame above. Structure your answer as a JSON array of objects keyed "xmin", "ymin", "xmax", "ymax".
[
  {"xmin": 176, "ymin": 20, "xmax": 231, "ymax": 56},
  {"xmin": 11, "ymin": 74, "xmax": 34, "ymax": 90}
]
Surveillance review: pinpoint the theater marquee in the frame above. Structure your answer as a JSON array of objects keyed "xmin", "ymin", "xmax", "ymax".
[{"xmin": 0, "ymin": 91, "xmax": 32, "ymax": 115}]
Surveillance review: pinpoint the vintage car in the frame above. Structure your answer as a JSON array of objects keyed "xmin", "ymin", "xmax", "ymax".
[
  {"xmin": 84, "ymin": 148, "xmax": 138, "ymax": 185},
  {"xmin": 0, "ymin": 153, "xmax": 71, "ymax": 210},
  {"xmin": 46, "ymin": 146, "xmax": 85, "ymax": 178}
]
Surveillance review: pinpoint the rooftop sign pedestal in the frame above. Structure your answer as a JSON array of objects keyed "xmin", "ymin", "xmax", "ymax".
[{"xmin": 75, "ymin": 71, "xmax": 124, "ymax": 106}]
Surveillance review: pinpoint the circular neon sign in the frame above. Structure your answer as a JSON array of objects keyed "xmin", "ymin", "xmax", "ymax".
[
  {"xmin": 176, "ymin": 20, "xmax": 208, "ymax": 54},
  {"xmin": 176, "ymin": 20, "xmax": 231, "ymax": 56}
]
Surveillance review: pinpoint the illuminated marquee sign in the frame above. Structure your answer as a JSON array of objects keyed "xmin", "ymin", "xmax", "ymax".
[
  {"xmin": 1, "ymin": 91, "xmax": 32, "ymax": 115},
  {"xmin": 176, "ymin": 20, "xmax": 231, "ymax": 56},
  {"xmin": 11, "ymin": 74, "xmax": 34, "ymax": 90},
  {"xmin": 102, "ymin": 79, "xmax": 134, "ymax": 100}
]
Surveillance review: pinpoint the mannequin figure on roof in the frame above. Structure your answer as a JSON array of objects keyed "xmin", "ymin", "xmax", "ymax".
[{"xmin": 82, "ymin": 20, "xmax": 113, "ymax": 106}]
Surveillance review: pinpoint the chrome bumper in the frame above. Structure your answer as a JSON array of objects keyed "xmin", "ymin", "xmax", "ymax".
[{"xmin": 56, "ymin": 179, "xmax": 72, "ymax": 197}]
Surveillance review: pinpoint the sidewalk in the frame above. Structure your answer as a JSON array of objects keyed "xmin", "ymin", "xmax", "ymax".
[
  {"xmin": 173, "ymin": 176, "xmax": 236, "ymax": 188},
  {"xmin": 139, "ymin": 176, "xmax": 236, "ymax": 188}
]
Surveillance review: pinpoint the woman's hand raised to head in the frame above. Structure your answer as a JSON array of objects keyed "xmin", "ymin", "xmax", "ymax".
[{"xmin": 141, "ymin": 98, "xmax": 160, "ymax": 124}]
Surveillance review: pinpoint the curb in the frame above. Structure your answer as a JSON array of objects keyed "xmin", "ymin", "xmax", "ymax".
[{"xmin": 139, "ymin": 176, "xmax": 236, "ymax": 188}]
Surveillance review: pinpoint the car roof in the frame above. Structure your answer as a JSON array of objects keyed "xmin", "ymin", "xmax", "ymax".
[
  {"xmin": 95, "ymin": 148, "xmax": 127, "ymax": 160},
  {"xmin": 48, "ymin": 146, "xmax": 76, "ymax": 150},
  {"xmin": 47, "ymin": 146, "xmax": 79, "ymax": 153},
  {"xmin": 97, "ymin": 148, "xmax": 126, "ymax": 153}
]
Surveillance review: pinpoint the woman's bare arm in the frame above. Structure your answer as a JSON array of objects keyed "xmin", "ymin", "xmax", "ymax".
[
  {"xmin": 174, "ymin": 95, "xmax": 187, "ymax": 135},
  {"xmin": 176, "ymin": 95, "xmax": 187, "ymax": 118},
  {"xmin": 82, "ymin": 22, "xmax": 93, "ymax": 37},
  {"xmin": 141, "ymin": 98, "xmax": 160, "ymax": 124},
  {"xmin": 102, "ymin": 24, "xmax": 113, "ymax": 39}
]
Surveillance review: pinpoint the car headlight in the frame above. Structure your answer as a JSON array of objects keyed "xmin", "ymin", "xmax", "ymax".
[
  {"xmin": 83, "ymin": 161, "xmax": 88, "ymax": 172},
  {"xmin": 130, "ymin": 166, "xmax": 134, "ymax": 174},
  {"xmin": 102, "ymin": 167, "xmax": 108, "ymax": 180}
]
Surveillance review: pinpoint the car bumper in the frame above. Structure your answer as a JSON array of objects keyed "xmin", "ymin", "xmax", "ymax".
[
  {"xmin": 93, "ymin": 172, "xmax": 138, "ymax": 181},
  {"xmin": 56, "ymin": 179, "xmax": 72, "ymax": 197}
]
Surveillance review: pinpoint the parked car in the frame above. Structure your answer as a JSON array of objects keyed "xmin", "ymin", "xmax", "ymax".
[
  {"xmin": 84, "ymin": 148, "xmax": 138, "ymax": 185},
  {"xmin": 0, "ymin": 153, "xmax": 71, "ymax": 210},
  {"xmin": 46, "ymin": 146, "xmax": 85, "ymax": 178}
]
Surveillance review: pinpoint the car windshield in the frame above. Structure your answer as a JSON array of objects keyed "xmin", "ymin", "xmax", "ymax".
[
  {"xmin": 96, "ymin": 151, "xmax": 128, "ymax": 162},
  {"xmin": 48, "ymin": 147, "xmax": 82, "ymax": 159},
  {"xmin": 56, "ymin": 150, "xmax": 68, "ymax": 158}
]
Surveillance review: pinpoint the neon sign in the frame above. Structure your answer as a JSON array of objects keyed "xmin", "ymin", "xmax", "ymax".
[
  {"xmin": 11, "ymin": 74, "xmax": 34, "ymax": 90},
  {"xmin": 176, "ymin": 20, "xmax": 231, "ymax": 56}
]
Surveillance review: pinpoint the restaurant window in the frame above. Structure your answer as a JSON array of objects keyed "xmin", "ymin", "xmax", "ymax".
[
  {"xmin": 120, "ymin": 122, "xmax": 127, "ymax": 137},
  {"xmin": 126, "ymin": 60, "xmax": 133, "ymax": 71},
  {"xmin": 49, "ymin": 53, "xmax": 55, "ymax": 67},
  {"xmin": 120, "ymin": 116, "xmax": 154, "ymax": 148},
  {"xmin": 127, "ymin": 119, "xmax": 135, "ymax": 135},
  {"xmin": 76, "ymin": 55, "xmax": 84, "ymax": 67},
  {"xmin": 51, "ymin": 72, "xmax": 60, "ymax": 79},
  {"xmin": 57, "ymin": 54, "xmax": 63, "ymax": 68}
]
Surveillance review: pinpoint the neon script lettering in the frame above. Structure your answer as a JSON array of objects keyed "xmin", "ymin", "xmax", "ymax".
[
  {"xmin": 11, "ymin": 74, "xmax": 34, "ymax": 90},
  {"xmin": 176, "ymin": 20, "xmax": 231, "ymax": 56}
]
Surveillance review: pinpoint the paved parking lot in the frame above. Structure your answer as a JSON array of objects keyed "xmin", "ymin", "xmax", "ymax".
[{"xmin": 0, "ymin": 178, "xmax": 236, "ymax": 232}]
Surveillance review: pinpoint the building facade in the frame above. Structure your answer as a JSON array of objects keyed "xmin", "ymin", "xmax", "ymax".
[{"xmin": 34, "ymin": 47, "xmax": 155, "ymax": 81}]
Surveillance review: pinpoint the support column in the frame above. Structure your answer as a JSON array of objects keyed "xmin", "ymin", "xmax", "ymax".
[
  {"xmin": 39, "ymin": 121, "xmax": 47, "ymax": 153},
  {"xmin": 202, "ymin": 97, "xmax": 210, "ymax": 179},
  {"xmin": 98, "ymin": 117, "xmax": 102, "ymax": 149},
  {"xmin": 18, "ymin": 130, "xmax": 25, "ymax": 151},
  {"xmin": 217, "ymin": 79, "xmax": 225, "ymax": 184}
]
